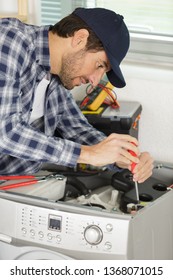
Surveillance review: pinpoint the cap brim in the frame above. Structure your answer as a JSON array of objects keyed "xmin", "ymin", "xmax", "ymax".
[{"xmin": 106, "ymin": 48, "xmax": 126, "ymax": 88}]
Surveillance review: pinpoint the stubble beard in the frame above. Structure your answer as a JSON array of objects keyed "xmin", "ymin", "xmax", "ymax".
[{"xmin": 59, "ymin": 50, "xmax": 86, "ymax": 90}]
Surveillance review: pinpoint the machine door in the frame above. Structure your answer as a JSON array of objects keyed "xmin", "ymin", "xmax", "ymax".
[{"xmin": 0, "ymin": 241, "xmax": 73, "ymax": 260}]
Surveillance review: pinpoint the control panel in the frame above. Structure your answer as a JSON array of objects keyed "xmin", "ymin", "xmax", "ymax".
[{"xmin": 0, "ymin": 198, "xmax": 130, "ymax": 256}]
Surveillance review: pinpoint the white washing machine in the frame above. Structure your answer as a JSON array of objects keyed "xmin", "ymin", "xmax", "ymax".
[{"xmin": 0, "ymin": 167, "xmax": 173, "ymax": 260}]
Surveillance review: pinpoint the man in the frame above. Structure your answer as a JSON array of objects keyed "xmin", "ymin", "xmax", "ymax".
[{"xmin": 0, "ymin": 7, "xmax": 153, "ymax": 181}]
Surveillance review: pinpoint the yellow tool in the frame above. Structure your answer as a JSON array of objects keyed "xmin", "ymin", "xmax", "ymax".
[
  {"xmin": 82, "ymin": 107, "xmax": 104, "ymax": 115},
  {"xmin": 87, "ymin": 81, "xmax": 114, "ymax": 111},
  {"xmin": 79, "ymin": 80, "xmax": 117, "ymax": 112}
]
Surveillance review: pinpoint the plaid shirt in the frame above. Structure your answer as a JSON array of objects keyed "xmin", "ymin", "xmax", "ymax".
[{"xmin": 0, "ymin": 18, "xmax": 106, "ymax": 174}]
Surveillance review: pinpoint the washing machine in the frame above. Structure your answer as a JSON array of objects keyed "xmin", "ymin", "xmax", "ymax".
[{"xmin": 0, "ymin": 164, "xmax": 173, "ymax": 260}]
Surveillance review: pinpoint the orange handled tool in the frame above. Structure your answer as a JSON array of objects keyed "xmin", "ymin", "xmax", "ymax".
[
  {"xmin": 129, "ymin": 150, "xmax": 137, "ymax": 173},
  {"xmin": 0, "ymin": 174, "xmax": 63, "ymax": 191},
  {"xmin": 0, "ymin": 175, "xmax": 47, "ymax": 190},
  {"xmin": 128, "ymin": 143, "xmax": 140, "ymax": 203}
]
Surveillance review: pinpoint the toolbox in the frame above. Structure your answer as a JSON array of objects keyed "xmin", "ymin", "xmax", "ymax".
[{"xmin": 83, "ymin": 101, "xmax": 142, "ymax": 139}]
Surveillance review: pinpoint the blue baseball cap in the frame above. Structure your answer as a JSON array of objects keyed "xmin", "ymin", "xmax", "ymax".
[{"xmin": 73, "ymin": 7, "xmax": 130, "ymax": 88}]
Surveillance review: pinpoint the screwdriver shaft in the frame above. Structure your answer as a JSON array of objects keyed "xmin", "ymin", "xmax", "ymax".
[{"xmin": 134, "ymin": 181, "xmax": 140, "ymax": 203}]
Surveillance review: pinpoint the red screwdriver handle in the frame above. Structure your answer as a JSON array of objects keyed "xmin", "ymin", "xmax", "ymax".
[{"xmin": 128, "ymin": 143, "xmax": 138, "ymax": 173}]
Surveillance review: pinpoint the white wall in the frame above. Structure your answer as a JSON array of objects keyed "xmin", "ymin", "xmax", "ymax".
[
  {"xmin": 116, "ymin": 63, "xmax": 173, "ymax": 163},
  {"xmin": 0, "ymin": 0, "xmax": 40, "ymax": 25},
  {"xmin": 1, "ymin": 0, "xmax": 173, "ymax": 163},
  {"xmin": 0, "ymin": 0, "xmax": 17, "ymax": 13}
]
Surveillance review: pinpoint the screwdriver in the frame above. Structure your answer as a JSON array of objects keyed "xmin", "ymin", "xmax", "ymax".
[{"xmin": 128, "ymin": 143, "xmax": 140, "ymax": 203}]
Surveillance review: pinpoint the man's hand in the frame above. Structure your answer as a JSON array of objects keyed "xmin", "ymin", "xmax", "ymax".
[
  {"xmin": 117, "ymin": 152, "xmax": 154, "ymax": 183},
  {"xmin": 78, "ymin": 133, "xmax": 140, "ymax": 167}
]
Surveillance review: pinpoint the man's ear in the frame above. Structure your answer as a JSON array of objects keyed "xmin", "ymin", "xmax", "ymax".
[{"xmin": 71, "ymin": 29, "xmax": 89, "ymax": 49}]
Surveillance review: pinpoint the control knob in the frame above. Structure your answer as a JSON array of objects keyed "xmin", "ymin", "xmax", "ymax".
[{"xmin": 84, "ymin": 225, "xmax": 103, "ymax": 245}]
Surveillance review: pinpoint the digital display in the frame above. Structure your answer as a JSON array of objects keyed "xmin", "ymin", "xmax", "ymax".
[{"xmin": 48, "ymin": 215, "xmax": 62, "ymax": 231}]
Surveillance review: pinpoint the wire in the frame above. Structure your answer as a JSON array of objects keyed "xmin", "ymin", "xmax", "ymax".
[
  {"xmin": 98, "ymin": 83, "xmax": 119, "ymax": 108},
  {"xmin": 86, "ymin": 81, "xmax": 119, "ymax": 109}
]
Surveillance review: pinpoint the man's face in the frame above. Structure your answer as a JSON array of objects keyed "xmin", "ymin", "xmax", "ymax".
[{"xmin": 59, "ymin": 49, "xmax": 111, "ymax": 90}]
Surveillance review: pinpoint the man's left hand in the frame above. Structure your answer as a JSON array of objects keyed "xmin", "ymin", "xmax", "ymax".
[{"xmin": 116, "ymin": 152, "xmax": 154, "ymax": 183}]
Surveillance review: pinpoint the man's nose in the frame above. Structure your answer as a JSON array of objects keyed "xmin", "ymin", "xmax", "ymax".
[{"xmin": 89, "ymin": 72, "xmax": 105, "ymax": 88}]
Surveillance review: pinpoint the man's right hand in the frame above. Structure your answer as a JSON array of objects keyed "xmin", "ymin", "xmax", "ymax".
[{"xmin": 78, "ymin": 133, "xmax": 140, "ymax": 167}]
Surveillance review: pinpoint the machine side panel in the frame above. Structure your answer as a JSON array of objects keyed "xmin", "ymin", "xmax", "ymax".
[{"xmin": 131, "ymin": 191, "xmax": 173, "ymax": 259}]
